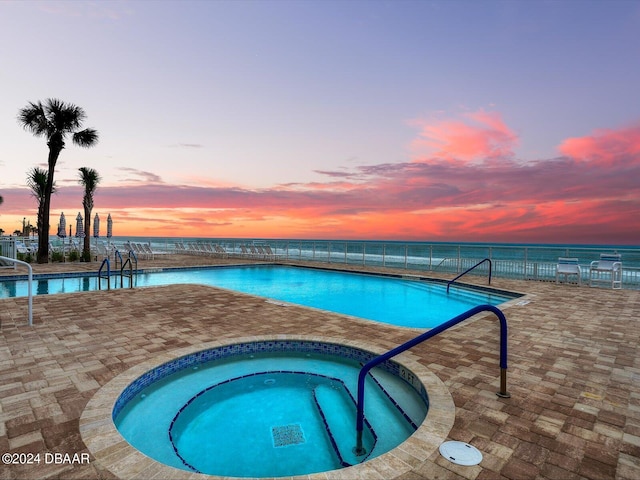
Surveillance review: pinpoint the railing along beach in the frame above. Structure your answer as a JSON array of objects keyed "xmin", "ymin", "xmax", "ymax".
[
  {"xmin": 4, "ymin": 236, "xmax": 639, "ymax": 289},
  {"xmin": 147, "ymin": 239, "xmax": 640, "ymax": 289}
]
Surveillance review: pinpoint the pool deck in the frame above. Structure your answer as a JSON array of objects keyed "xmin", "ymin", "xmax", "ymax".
[{"xmin": 0, "ymin": 255, "xmax": 639, "ymax": 479}]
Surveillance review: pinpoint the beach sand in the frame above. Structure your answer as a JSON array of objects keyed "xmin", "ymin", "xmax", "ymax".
[{"xmin": 1, "ymin": 254, "xmax": 639, "ymax": 479}]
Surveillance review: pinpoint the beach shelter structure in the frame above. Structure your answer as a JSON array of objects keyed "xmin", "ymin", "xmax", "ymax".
[{"xmin": 93, "ymin": 213, "xmax": 100, "ymax": 238}]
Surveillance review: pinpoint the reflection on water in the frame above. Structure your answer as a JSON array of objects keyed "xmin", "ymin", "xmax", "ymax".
[{"xmin": 37, "ymin": 280, "xmax": 49, "ymax": 295}]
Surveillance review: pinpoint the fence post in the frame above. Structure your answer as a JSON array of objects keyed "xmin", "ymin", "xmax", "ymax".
[{"xmin": 405, "ymin": 244, "xmax": 408, "ymax": 269}]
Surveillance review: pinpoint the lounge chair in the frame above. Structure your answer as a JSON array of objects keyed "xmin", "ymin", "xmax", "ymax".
[
  {"xmin": 264, "ymin": 245, "xmax": 277, "ymax": 260},
  {"xmin": 142, "ymin": 243, "xmax": 155, "ymax": 260},
  {"xmin": 589, "ymin": 254, "xmax": 622, "ymax": 289},
  {"xmin": 555, "ymin": 258, "xmax": 582, "ymax": 285}
]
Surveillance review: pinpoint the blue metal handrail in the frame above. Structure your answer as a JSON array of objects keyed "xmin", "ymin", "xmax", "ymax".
[
  {"xmin": 98, "ymin": 258, "xmax": 110, "ymax": 290},
  {"xmin": 447, "ymin": 258, "xmax": 492, "ymax": 293},
  {"xmin": 354, "ymin": 304, "xmax": 509, "ymax": 456},
  {"xmin": 114, "ymin": 249, "xmax": 124, "ymax": 271},
  {"xmin": 121, "ymin": 258, "xmax": 134, "ymax": 288},
  {"xmin": 128, "ymin": 249, "xmax": 138, "ymax": 269}
]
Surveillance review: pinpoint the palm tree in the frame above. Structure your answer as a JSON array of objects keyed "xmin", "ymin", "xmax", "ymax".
[
  {"xmin": 78, "ymin": 167, "xmax": 101, "ymax": 261},
  {"xmin": 18, "ymin": 98, "xmax": 98, "ymax": 263},
  {"xmin": 27, "ymin": 167, "xmax": 56, "ymax": 252}
]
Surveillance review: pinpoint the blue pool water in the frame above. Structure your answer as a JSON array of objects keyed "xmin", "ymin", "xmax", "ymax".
[
  {"xmin": 0, "ymin": 265, "xmax": 517, "ymax": 328},
  {"xmin": 113, "ymin": 340, "xmax": 428, "ymax": 477}
]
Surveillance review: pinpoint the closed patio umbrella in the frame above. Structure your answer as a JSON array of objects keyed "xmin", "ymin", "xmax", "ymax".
[
  {"xmin": 106, "ymin": 214, "xmax": 113, "ymax": 253},
  {"xmin": 93, "ymin": 213, "xmax": 100, "ymax": 256},
  {"xmin": 75, "ymin": 213, "xmax": 84, "ymax": 239},
  {"xmin": 56, "ymin": 212, "xmax": 68, "ymax": 260},
  {"xmin": 57, "ymin": 212, "xmax": 66, "ymax": 238}
]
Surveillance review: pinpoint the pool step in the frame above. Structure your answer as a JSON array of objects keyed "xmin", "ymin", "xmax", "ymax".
[
  {"xmin": 367, "ymin": 370, "xmax": 420, "ymax": 431},
  {"xmin": 312, "ymin": 383, "xmax": 376, "ymax": 466}
]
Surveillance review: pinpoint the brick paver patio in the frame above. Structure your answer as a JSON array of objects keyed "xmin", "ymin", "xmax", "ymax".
[{"xmin": 0, "ymin": 255, "xmax": 638, "ymax": 479}]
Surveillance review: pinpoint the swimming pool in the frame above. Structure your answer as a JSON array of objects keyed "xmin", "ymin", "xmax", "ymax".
[
  {"xmin": 0, "ymin": 264, "xmax": 519, "ymax": 328},
  {"xmin": 113, "ymin": 339, "xmax": 430, "ymax": 477}
]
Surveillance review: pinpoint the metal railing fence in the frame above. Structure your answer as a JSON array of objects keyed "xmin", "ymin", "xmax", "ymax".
[{"xmin": 156, "ymin": 239, "xmax": 640, "ymax": 290}]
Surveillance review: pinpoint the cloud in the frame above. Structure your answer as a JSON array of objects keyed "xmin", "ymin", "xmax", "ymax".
[
  {"xmin": 2, "ymin": 114, "xmax": 639, "ymax": 243},
  {"xmin": 170, "ymin": 143, "xmax": 205, "ymax": 149},
  {"xmin": 116, "ymin": 167, "xmax": 164, "ymax": 184},
  {"xmin": 408, "ymin": 109, "xmax": 519, "ymax": 162},
  {"xmin": 558, "ymin": 122, "xmax": 640, "ymax": 166}
]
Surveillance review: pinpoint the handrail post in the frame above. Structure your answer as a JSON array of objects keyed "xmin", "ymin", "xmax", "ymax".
[
  {"xmin": 0, "ymin": 256, "xmax": 33, "ymax": 326},
  {"xmin": 354, "ymin": 304, "xmax": 509, "ymax": 456}
]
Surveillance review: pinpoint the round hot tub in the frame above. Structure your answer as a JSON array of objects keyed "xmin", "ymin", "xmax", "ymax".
[{"xmin": 81, "ymin": 336, "xmax": 455, "ymax": 479}]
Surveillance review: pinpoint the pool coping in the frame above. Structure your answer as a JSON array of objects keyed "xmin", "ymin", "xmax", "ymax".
[{"xmin": 79, "ymin": 334, "xmax": 456, "ymax": 480}]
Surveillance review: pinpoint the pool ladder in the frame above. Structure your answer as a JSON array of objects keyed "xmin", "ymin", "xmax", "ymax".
[
  {"xmin": 354, "ymin": 304, "xmax": 509, "ymax": 456},
  {"xmin": 99, "ymin": 250, "xmax": 138, "ymax": 290}
]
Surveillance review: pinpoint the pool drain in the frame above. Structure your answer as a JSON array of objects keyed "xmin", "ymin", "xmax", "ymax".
[
  {"xmin": 439, "ymin": 441, "xmax": 482, "ymax": 466},
  {"xmin": 272, "ymin": 424, "xmax": 305, "ymax": 447}
]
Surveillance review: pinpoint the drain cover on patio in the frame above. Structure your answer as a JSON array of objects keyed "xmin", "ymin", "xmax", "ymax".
[
  {"xmin": 272, "ymin": 424, "xmax": 305, "ymax": 447},
  {"xmin": 439, "ymin": 441, "xmax": 483, "ymax": 466}
]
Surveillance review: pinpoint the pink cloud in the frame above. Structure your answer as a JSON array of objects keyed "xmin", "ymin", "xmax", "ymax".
[
  {"xmin": 409, "ymin": 110, "xmax": 519, "ymax": 162},
  {"xmin": 2, "ymin": 115, "xmax": 639, "ymax": 244},
  {"xmin": 558, "ymin": 122, "xmax": 640, "ymax": 165}
]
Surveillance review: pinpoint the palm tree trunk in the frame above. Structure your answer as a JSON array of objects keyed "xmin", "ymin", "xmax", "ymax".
[
  {"xmin": 38, "ymin": 146, "xmax": 62, "ymax": 263},
  {"xmin": 83, "ymin": 210, "xmax": 91, "ymax": 260}
]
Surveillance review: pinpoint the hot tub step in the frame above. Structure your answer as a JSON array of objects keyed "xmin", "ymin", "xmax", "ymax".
[{"xmin": 312, "ymin": 383, "xmax": 376, "ymax": 466}]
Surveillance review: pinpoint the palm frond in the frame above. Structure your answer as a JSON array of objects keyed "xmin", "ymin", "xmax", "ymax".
[
  {"xmin": 17, "ymin": 101, "xmax": 50, "ymax": 137},
  {"xmin": 46, "ymin": 99, "xmax": 87, "ymax": 132},
  {"xmin": 73, "ymin": 128, "xmax": 99, "ymax": 147},
  {"xmin": 78, "ymin": 167, "xmax": 101, "ymax": 191},
  {"xmin": 27, "ymin": 167, "xmax": 55, "ymax": 199}
]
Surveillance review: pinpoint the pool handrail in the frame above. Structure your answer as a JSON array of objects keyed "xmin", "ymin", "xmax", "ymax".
[
  {"xmin": 121, "ymin": 258, "xmax": 134, "ymax": 288},
  {"xmin": 354, "ymin": 303, "xmax": 509, "ymax": 456},
  {"xmin": 114, "ymin": 249, "xmax": 124, "ymax": 271},
  {"xmin": 128, "ymin": 249, "xmax": 138, "ymax": 269},
  {"xmin": 446, "ymin": 257, "xmax": 492, "ymax": 293},
  {"xmin": 98, "ymin": 258, "xmax": 111, "ymax": 290},
  {"xmin": 0, "ymin": 255, "xmax": 33, "ymax": 326}
]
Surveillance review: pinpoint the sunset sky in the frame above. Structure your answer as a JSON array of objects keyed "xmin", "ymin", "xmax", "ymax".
[{"xmin": 1, "ymin": 0, "xmax": 639, "ymax": 244}]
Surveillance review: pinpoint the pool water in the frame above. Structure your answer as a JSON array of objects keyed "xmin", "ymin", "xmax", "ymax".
[
  {"xmin": 114, "ymin": 344, "xmax": 428, "ymax": 477},
  {"xmin": 0, "ymin": 265, "xmax": 517, "ymax": 328}
]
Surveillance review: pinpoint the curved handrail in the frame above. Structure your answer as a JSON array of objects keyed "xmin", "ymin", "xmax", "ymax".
[
  {"xmin": 114, "ymin": 249, "xmax": 124, "ymax": 271},
  {"xmin": 0, "ymin": 256, "xmax": 33, "ymax": 326},
  {"xmin": 354, "ymin": 304, "xmax": 509, "ymax": 456},
  {"xmin": 121, "ymin": 258, "xmax": 134, "ymax": 289},
  {"xmin": 447, "ymin": 258, "xmax": 492, "ymax": 293},
  {"xmin": 128, "ymin": 249, "xmax": 138, "ymax": 269},
  {"xmin": 98, "ymin": 258, "xmax": 110, "ymax": 290}
]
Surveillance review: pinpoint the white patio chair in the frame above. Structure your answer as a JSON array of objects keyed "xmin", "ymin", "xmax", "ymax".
[
  {"xmin": 589, "ymin": 254, "xmax": 622, "ymax": 289},
  {"xmin": 555, "ymin": 258, "xmax": 582, "ymax": 285}
]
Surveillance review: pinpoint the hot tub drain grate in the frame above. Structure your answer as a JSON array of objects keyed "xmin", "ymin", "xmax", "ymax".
[{"xmin": 272, "ymin": 424, "xmax": 305, "ymax": 447}]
